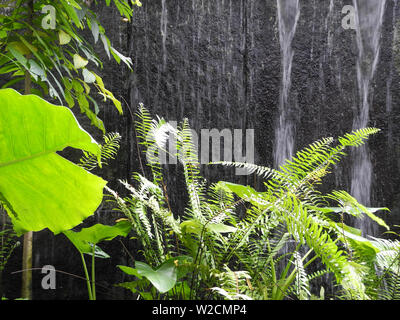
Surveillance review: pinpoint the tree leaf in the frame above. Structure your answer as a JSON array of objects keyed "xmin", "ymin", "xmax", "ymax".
[
  {"xmin": 28, "ymin": 59, "xmax": 45, "ymax": 77},
  {"xmin": 73, "ymin": 54, "xmax": 88, "ymax": 69},
  {"xmin": 7, "ymin": 45, "xmax": 28, "ymax": 69},
  {"xmin": 100, "ymin": 34, "xmax": 110, "ymax": 59},
  {"xmin": 82, "ymin": 68, "xmax": 96, "ymax": 83},
  {"xmin": 64, "ymin": 90, "xmax": 75, "ymax": 108},
  {"xmin": 110, "ymin": 47, "xmax": 132, "ymax": 70},
  {"xmin": 217, "ymin": 181, "xmax": 266, "ymax": 208},
  {"xmin": 207, "ymin": 223, "xmax": 237, "ymax": 233},
  {"xmin": 181, "ymin": 219, "xmax": 236, "ymax": 235},
  {"xmin": 90, "ymin": 20, "xmax": 100, "ymax": 44},
  {"xmin": 59, "ymin": 30, "xmax": 72, "ymax": 45},
  {"xmin": 0, "ymin": 88, "xmax": 106, "ymax": 235}
]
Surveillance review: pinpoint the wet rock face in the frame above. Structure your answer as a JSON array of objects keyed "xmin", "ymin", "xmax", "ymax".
[
  {"xmin": 2, "ymin": 0, "xmax": 400, "ymax": 299},
  {"xmin": 127, "ymin": 0, "xmax": 400, "ymax": 225}
]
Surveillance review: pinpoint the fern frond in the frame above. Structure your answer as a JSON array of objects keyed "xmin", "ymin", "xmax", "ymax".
[
  {"xmin": 292, "ymin": 251, "xmax": 311, "ymax": 300},
  {"xmin": 211, "ymin": 161, "xmax": 282, "ymax": 180},
  {"xmin": 210, "ymin": 265, "xmax": 253, "ymax": 300},
  {"xmin": 79, "ymin": 132, "xmax": 121, "ymax": 171},
  {"xmin": 0, "ymin": 227, "xmax": 19, "ymax": 272},
  {"xmin": 135, "ymin": 104, "xmax": 173, "ymax": 184}
]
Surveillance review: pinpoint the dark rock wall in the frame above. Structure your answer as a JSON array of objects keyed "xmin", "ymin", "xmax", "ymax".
[{"xmin": 126, "ymin": 0, "xmax": 400, "ymax": 226}]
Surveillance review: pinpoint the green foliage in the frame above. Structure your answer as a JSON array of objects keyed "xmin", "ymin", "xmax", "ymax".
[
  {"xmin": 79, "ymin": 132, "xmax": 121, "ymax": 171},
  {"xmin": 121, "ymin": 257, "xmax": 191, "ymax": 294},
  {"xmin": 106, "ymin": 107, "xmax": 392, "ymax": 300},
  {"xmin": 0, "ymin": 0, "xmax": 136, "ymax": 300},
  {"xmin": 0, "ymin": 220, "xmax": 19, "ymax": 272},
  {"xmin": 214, "ymin": 128, "xmax": 387, "ymax": 300},
  {"xmin": 0, "ymin": 88, "xmax": 106, "ymax": 235},
  {"xmin": 64, "ymin": 220, "xmax": 132, "ymax": 300},
  {"xmin": 0, "ymin": 0, "xmax": 139, "ymax": 132},
  {"xmin": 63, "ymin": 220, "xmax": 131, "ymax": 256},
  {"xmin": 210, "ymin": 266, "xmax": 253, "ymax": 300}
]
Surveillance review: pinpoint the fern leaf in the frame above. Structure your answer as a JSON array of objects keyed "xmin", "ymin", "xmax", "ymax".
[{"xmin": 79, "ymin": 132, "xmax": 121, "ymax": 171}]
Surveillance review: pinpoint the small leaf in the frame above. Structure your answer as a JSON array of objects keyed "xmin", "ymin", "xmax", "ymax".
[
  {"xmin": 29, "ymin": 60, "xmax": 45, "ymax": 77},
  {"xmin": 64, "ymin": 90, "xmax": 75, "ymax": 108},
  {"xmin": 82, "ymin": 68, "xmax": 96, "ymax": 83},
  {"xmin": 7, "ymin": 41, "xmax": 31, "ymax": 55},
  {"xmin": 111, "ymin": 47, "xmax": 132, "ymax": 70},
  {"xmin": 207, "ymin": 223, "xmax": 237, "ymax": 233},
  {"xmin": 77, "ymin": 93, "xmax": 89, "ymax": 112},
  {"xmin": 100, "ymin": 34, "xmax": 110, "ymax": 59},
  {"xmin": 62, "ymin": 77, "xmax": 73, "ymax": 90},
  {"xmin": 72, "ymin": 79, "xmax": 84, "ymax": 93},
  {"xmin": 7, "ymin": 45, "xmax": 28, "ymax": 69},
  {"xmin": 91, "ymin": 20, "xmax": 100, "ymax": 43},
  {"xmin": 82, "ymin": 82, "xmax": 90, "ymax": 95},
  {"xmin": 117, "ymin": 265, "xmax": 143, "ymax": 279},
  {"xmin": 73, "ymin": 54, "xmax": 88, "ymax": 69},
  {"xmin": 59, "ymin": 30, "xmax": 72, "ymax": 45}
]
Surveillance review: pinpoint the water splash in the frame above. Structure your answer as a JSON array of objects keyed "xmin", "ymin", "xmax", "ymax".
[
  {"xmin": 274, "ymin": 0, "xmax": 300, "ymax": 168},
  {"xmin": 351, "ymin": 0, "xmax": 386, "ymax": 235}
]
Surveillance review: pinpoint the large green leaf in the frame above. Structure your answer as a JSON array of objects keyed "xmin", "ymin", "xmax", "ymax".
[
  {"xmin": 0, "ymin": 88, "xmax": 106, "ymax": 235},
  {"xmin": 119, "ymin": 256, "xmax": 193, "ymax": 294},
  {"xmin": 135, "ymin": 260, "xmax": 177, "ymax": 293},
  {"xmin": 63, "ymin": 220, "xmax": 132, "ymax": 257}
]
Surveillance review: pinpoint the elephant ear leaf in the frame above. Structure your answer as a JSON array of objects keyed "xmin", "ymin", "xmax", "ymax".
[{"xmin": 0, "ymin": 88, "xmax": 107, "ymax": 235}]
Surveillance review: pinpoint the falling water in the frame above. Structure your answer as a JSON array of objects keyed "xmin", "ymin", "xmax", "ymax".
[
  {"xmin": 274, "ymin": 0, "xmax": 300, "ymax": 168},
  {"xmin": 351, "ymin": 0, "xmax": 386, "ymax": 235},
  {"xmin": 161, "ymin": 0, "xmax": 168, "ymax": 71}
]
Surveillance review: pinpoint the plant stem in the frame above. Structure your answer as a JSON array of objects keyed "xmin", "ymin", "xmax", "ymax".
[
  {"xmin": 91, "ymin": 245, "xmax": 96, "ymax": 300},
  {"xmin": 21, "ymin": 0, "xmax": 34, "ymax": 301},
  {"xmin": 80, "ymin": 253, "xmax": 93, "ymax": 300}
]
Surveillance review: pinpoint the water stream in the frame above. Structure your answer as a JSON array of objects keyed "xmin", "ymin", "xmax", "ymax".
[
  {"xmin": 274, "ymin": 0, "xmax": 300, "ymax": 168},
  {"xmin": 351, "ymin": 0, "xmax": 386, "ymax": 235}
]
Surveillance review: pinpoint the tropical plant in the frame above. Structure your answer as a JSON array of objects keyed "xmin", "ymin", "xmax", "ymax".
[
  {"xmin": 63, "ymin": 219, "xmax": 132, "ymax": 300},
  {"xmin": 106, "ymin": 106, "xmax": 392, "ymax": 300},
  {"xmin": 0, "ymin": 208, "xmax": 19, "ymax": 298},
  {"xmin": 0, "ymin": 88, "xmax": 108, "ymax": 300},
  {"xmin": 0, "ymin": 0, "xmax": 138, "ymax": 299},
  {"xmin": 213, "ymin": 129, "xmax": 389, "ymax": 300},
  {"xmin": 0, "ymin": 0, "xmax": 140, "ymax": 132},
  {"xmin": 79, "ymin": 132, "xmax": 121, "ymax": 171},
  {"xmin": 0, "ymin": 88, "xmax": 106, "ymax": 235}
]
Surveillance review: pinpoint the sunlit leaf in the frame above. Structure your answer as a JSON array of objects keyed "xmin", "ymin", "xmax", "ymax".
[
  {"xmin": 73, "ymin": 54, "xmax": 88, "ymax": 69},
  {"xmin": 0, "ymin": 89, "xmax": 106, "ymax": 235},
  {"xmin": 59, "ymin": 30, "xmax": 72, "ymax": 45}
]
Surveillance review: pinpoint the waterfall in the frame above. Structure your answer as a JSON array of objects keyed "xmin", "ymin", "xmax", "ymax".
[
  {"xmin": 351, "ymin": 0, "xmax": 386, "ymax": 235},
  {"xmin": 274, "ymin": 0, "xmax": 300, "ymax": 168},
  {"xmin": 161, "ymin": 0, "xmax": 168, "ymax": 71}
]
